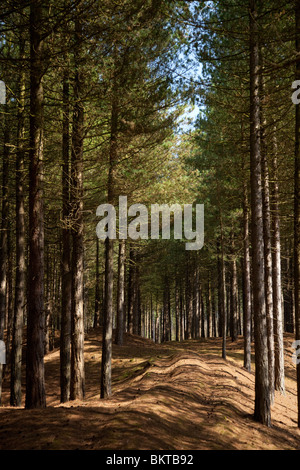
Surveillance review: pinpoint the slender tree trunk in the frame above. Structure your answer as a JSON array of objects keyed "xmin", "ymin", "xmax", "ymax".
[
  {"xmin": 0, "ymin": 100, "xmax": 10, "ymax": 404},
  {"xmin": 70, "ymin": 17, "xmax": 85, "ymax": 401},
  {"xmin": 127, "ymin": 246, "xmax": 134, "ymax": 334},
  {"xmin": 101, "ymin": 237, "xmax": 114, "ymax": 398},
  {"xmin": 200, "ymin": 285, "xmax": 205, "ymax": 338},
  {"xmin": 115, "ymin": 239, "xmax": 126, "ymax": 345},
  {"xmin": 44, "ymin": 248, "xmax": 51, "ymax": 355},
  {"xmin": 243, "ymin": 175, "xmax": 252, "ymax": 371},
  {"xmin": 180, "ymin": 285, "xmax": 184, "ymax": 341},
  {"xmin": 185, "ymin": 253, "xmax": 192, "ymax": 340},
  {"xmin": 231, "ymin": 239, "xmax": 238, "ymax": 342},
  {"xmin": 11, "ymin": 39, "xmax": 26, "ymax": 406},
  {"xmin": 206, "ymin": 276, "xmax": 212, "ymax": 338},
  {"xmin": 195, "ymin": 267, "xmax": 200, "ymax": 339},
  {"xmin": 175, "ymin": 279, "xmax": 180, "ymax": 342},
  {"xmin": 133, "ymin": 263, "xmax": 140, "ymax": 336},
  {"xmin": 94, "ymin": 238, "xmax": 101, "ymax": 328},
  {"xmin": 26, "ymin": 0, "xmax": 46, "ymax": 409},
  {"xmin": 261, "ymin": 115, "xmax": 275, "ymax": 405},
  {"xmin": 219, "ymin": 219, "xmax": 227, "ymax": 360},
  {"xmin": 163, "ymin": 277, "xmax": 171, "ymax": 342},
  {"xmin": 294, "ymin": 0, "xmax": 300, "ymax": 429},
  {"xmin": 60, "ymin": 69, "xmax": 72, "ymax": 403},
  {"xmin": 212, "ymin": 289, "xmax": 217, "ymax": 338},
  {"xmin": 271, "ymin": 129, "xmax": 285, "ymax": 396},
  {"xmin": 101, "ymin": 84, "xmax": 118, "ymax": 398},
  {"xmin": 5, "ymin": 227, "xmax": 13, "ymax": 373},
  {"xmin": 249, "ymin": 0, "xmax": 271, "ymax": 426},
  {"xmin": 217, "ymin": 243, "xmax": 223, "ymax": 338}
]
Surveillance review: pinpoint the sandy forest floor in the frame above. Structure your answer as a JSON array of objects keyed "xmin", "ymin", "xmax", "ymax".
[{"xmin": 0, "ymin": 329, "xmax": 299, "ymax": 450}]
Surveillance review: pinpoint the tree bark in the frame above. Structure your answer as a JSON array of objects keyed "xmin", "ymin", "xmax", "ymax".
[
  {"xmin": 249, "ymin": 0, "xmax": 271, "ymax": 426},
  {"xmin": 115, "ymin": 239, "xmax": 126, "ymax": 345},
  {"xmin": 294, "ymin": 0, "xmax": 300, "ymax": 428},
  {"xmin": 185, "ymin": 253, "xmax": 193, "ymax": 340},
  {"xmin": 101, "ymin": 82, "xmax": 118, "ymax": 398},
  {"xmin": 243, "ymin": 175, "xmax": 252, "ymax": 371},
  {"xmin": 219, "ymin": 221, "xmax": 227, "ymax": 360},
  {"xmin": 94, "ymin": 237, "xmax": 101, "ymax": 328},
  {"xmin": 230, "ymin": 238, "xmax": 238, "ymax": 343},
  {"xmin": 261, "ymin": 115, "xmax": 275, "ymax": 404},
  {"xmin": 60, "ymin": 69, "xmax": 72, "ymax": 403},
  {"xmin": 11, "ymin": 38, "xmax": 26, "ymax": 406},
  {"xmin": 101, "ymin": 237, "xmax": 114, "ymax": 398},
  {"xmin": 70, "ymin": 16, "xmax": 85, "ymax": 401},
  {"xmin": 271, "ymin": 128, "xmax": 285, "ymax": 396},
  {"xmin": 26, "ymin": 0, "xmax": 46, "ymax": 409},
  {"xmin": 0, "ymin": 98, "xmax": 10, "ymax": 405},
  {"xmin": 127, "ymin": 245, "xmax": 134, "ymax": 334}
]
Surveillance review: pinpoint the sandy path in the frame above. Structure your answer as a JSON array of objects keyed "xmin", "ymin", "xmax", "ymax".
[{"xmin": 0, "ymin": 330, "xmax": 299, "ymax": 450}]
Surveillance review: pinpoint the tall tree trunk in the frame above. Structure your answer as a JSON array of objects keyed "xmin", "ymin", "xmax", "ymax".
[
  {"xmin": 11, "ymin": 38, "xmax": 26, "ymax": 406},
  {"xmin": 230, "ymin": 238, "xmax": 238, "ymax": 343},
  {"xmin": 133, "ymin": 262, "xmax": 140, "ymax": 336},
  {"xmin": 261, "ymin": 116, "xmax": 275, "ymax": 405},
  {"xmin": 127, "ymin": 245, "xmax": 134, "ymax": 334},
  {"xmin": 70, "ymin": 17, "xmax": 85, "ymax": 401},
  {"xmin": 44, "ymin": 247, "xmax": 51, "ymax": 355},
  {"xmin": 217, "ymin": 243, "xmax": 223, "ymax": 338},
  {"xmin": 163, "ymin": 277, "xmax": 171, "ymax": 342},
  {"xmin": 180, "ymin": 285, "xmax": 184, "ymax": 341},
  {"xmin": 206, "ymin": 276, "xmax": 212, "ymax": 338},
  {"xmin": 115, "ymin": 239, "xmax": 126, "ymax": 345},
  {"xmin": 185, "ymin": 253, "xmax": 192, "ymax": 340},
  {"xmin": 243, "ymin": 174, "xmax": 252, "ymax": 371},
  {"xmin": 100, "ymin": 87, "xmax": 118, "ymax": 398},
  {"xmin": 175, "ymin": 278, "xmax": 180, "ymax": 342},
  {"xmin": 60, "ymin": 69, "xmax": 72, "ymax": 403},
  {"xmin": 94, "ymin": 237, "xmax": 101, "ymax": 328},
  {"xmin": 5, "ymin": 226, "xmax": 13, "ymax": 373},
  {"xmin": 0, "ymin": 100, "xmax": 10, "ymax": 404},
  {"xmin": 195, "ymin": 267, "xmax": 200, "ymax": 339},
  {"xmin": 271, "ymin": 128, "xmax": 285, "ymax": 395},
  {"xmin": 219, "ymin": 219, "xmax": 227, "ymax": 360},
  {"xmin": 294, "ymin": 0, "xmax": 300, "ymax": 429},
  {"xmin": 101, "ymin": 237, "xmax": 114, "ymax": 398},
  {"xmin": 249, "ymin": 0, "xmax": 270, "ymax": 426},
  {"xmin": 26, "ymin": 0, "xmax": 46, "ymax": 409}
]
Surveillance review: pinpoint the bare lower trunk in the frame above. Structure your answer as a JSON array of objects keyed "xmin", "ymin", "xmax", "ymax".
[
  {"xmin": 101, "ymin": 80, "xmax": 118, "ymax": 398},
  {"xmin": 94, "ymin": 238, "xmax": 101, "ymax": 328},
  {"xmin": 243, "ymin": 177, "xmax": 252, "ymax": 371},
  {"xmin": 60, "ymin": 69, "xmax": 72, "ymax": 403},
  {"xmin": 0, "ymin": 100, "xmax": 9, "ymax": 405},
  {"xmin": 11, "ymin": 39, "xmax": 26, "ymax": 406},
  {"xmin": 219, "ymin": 220, "xmax": 227, "ymax": 360},
  {"xmin": 115, "ymin": 239, "xmax": 126, "ymax": 345},
  {"xmin": 231, "ymin": 239, "xmax": 238, "ymax": 342},
  {"xmin": 70, "ymin": 17, "xmax": 85, "ymax": 400},
  {"xmin": 271, "ymin": 130, "xmax": 285, "ymax": 395},
  {"xmin": 101, "ymin": 238, "xmax": 114, "ymax": 398},
  {"xmin": 26, "ymin": 1, "xmax": 46, "ymax": 409},
  {"xmin": 261, "ymin": 119, "xmax": 275, "ymax": 404}
]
